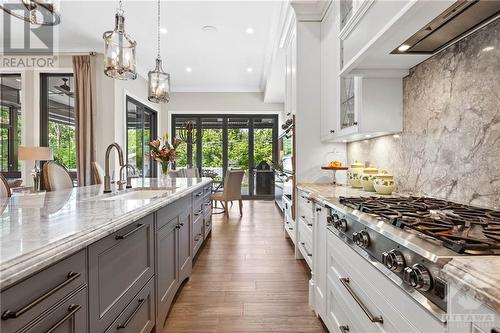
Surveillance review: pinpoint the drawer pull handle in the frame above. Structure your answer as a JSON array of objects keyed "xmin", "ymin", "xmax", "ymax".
[
  {"xmin": 288, "ymin": 227, "xmax": 294, "ymax": 230},
  {"xmin": 180, "ymin": 223, "xmax": 184, "ymax": 227},
  {"xmin": 204, "ymin": 202, "xmax": 211, "ymax": 206},
  {"xmin": 339, "ymin": 325, "xmax": 349, "ymax": 333},
  {"xmin": 1, "ymin": 271, "xmax": 81, "ymax": 320},
  {"xmin": 307, "ymin": 223, "xmax": 313, "ymax": 227},
  {"xmin": 115, "ymin": 224, "xmax": 145, "ymax": 240},
  {"xmin": 194, "ymin": 233, "xmax": 202, "ymax": 242},
  {"xmin": 45, "ymin": 304, "xmax": 82, "ymax": 333},
  {"xmin": 300, "ymin": 242, "xmax": 312, "ymax": 257},
  {"xmin": 301, "ymin": 215, "xmax": 306, "ymax": 219},
  {"xmin": 339, "ymin": 277, "xmax": 383, "ymax": 323},
  {"xmin": 117, "ymin": 298, "xmax": 145, "ymax": 329},
  {"xmin": 194, "ymin": 210, "xmax": 203, "ymax": 216},
  {"xmin": 195, "ymin": 191, "xmax": 203, "ymax": 197}
]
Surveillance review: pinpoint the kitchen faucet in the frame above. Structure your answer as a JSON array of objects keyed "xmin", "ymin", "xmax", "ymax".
[
  {"xmin": 118, "ymin": 164, "xmax": 137, "ymax": 190},
  {"xmin": 104, "ymin": 143, "xmax": 125, "ymax": 193}
]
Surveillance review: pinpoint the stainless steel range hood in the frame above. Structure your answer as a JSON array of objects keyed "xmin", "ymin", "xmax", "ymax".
[{"xmin": 392, "ymin": 0, "xmax": 500, "ymax": 54}]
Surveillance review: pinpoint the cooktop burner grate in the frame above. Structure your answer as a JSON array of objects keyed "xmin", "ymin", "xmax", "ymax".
[{"xmin": 339, "ymin": 196, "xmax": 500, "ymax": 254}]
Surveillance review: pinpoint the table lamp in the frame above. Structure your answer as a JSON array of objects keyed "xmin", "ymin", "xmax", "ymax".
[{"xmin": 18, "ymin": 146, "xmax": 53, "ymax": 191}]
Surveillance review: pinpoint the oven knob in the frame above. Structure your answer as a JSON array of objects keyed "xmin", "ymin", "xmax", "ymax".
[
  {"xmin": 336, "ymin": 218, "xmax": 348, "ymax": 232},
  {"xmin": 403, "ymin": 264, "xmax": 433, "ymax": 291},
  {"xmin": 353, "ymin": 230, "xmax": 369, "ymax": 247},
  {"xmin": 384, "ymin": 250, "xmax": 405, "ymax": 273},
  {"xmin": 327, "ymin": 214, "xmax": 339, "ymax": 226}
]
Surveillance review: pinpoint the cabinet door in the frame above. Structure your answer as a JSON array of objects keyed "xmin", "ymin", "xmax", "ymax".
[
  {"xmin": 320, "ymin": 3, "xmax": 340, "ymax": 141},
  {"xmin": 338, "ymin": 76, "xmax": 359, "ymax": 137},
  {"xmin": 156, "ymin": 217, "xmax": 178, "ymax": 330},
  {"xmin": 20, "ymin": 287, "xmax": 87, "ymax": 333},
  {"xmin": 89, "ymin": 214, "xmax": 154, "ymax": 333},
  {"xmin": 313, "ymin": 205, "xmax": 327, "ymax": 319},
  {"xmin": 178, "ymin": 212, "xmax": 192, "ymax": 282}
]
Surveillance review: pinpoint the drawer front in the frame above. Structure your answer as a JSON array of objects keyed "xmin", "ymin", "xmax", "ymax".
[
  {"xmin": 283, "ymin": 199, "xmax": 293, "ymax": 218},
  {"xmin": 203, "ymin": 201, "xmax": 212, "ymax": 217},
  {"xmin": 204, "ymin": 214, "xmax": 212, "ymax": 239},
  {"xmin": 178, "ymin": 212, "xmax": 192, "ymax": 281},
  {"xmin": 105, "ymin": 278, "xmax": 155, "ymax": 333},
  {"xmin": 192, "ymin": 214, "xmax": 204, "ymax": 255},
  {"xmin": 18, "ymin": 286, "xmax": 88, "ymax": 333},
  {"xmin": 157, "ymin": 196, "xmax": 190, "ymax": 230},
  {"xmin": 327, "ymin": 232, "xmax": 443, "ymax": 333},
  {"xmin": 298, "ymin": 220, "xmax": 313, "ymax": 268},
  {"xmin": 203, "ymin": 183, "xmax": 212, "ymax": 195},
  {"xmin": 193, "ymin": 201, "xmax": 204, "ymax": 221},
  {"xmin": 89, "ymin": 214, "xmax": 154, "ymax": 333},
  {"xmin": 0, "ymin": 250, "xmax": 86, "ymax": 333},
  {"xmin": 192, "ymin": 188, "xmax": 204, "ymax": 208}
]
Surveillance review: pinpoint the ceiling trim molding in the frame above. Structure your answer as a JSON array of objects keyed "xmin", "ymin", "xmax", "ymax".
[
  {"xmin": 338, "ymin": 0, "xmax": 375, "ymax": 40},
  {"xmin": 290, "ymin": 0, "xmax": 332, "ymax": 22}
]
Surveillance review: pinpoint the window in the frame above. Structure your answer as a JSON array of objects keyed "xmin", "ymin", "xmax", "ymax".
[
  {"xmin": 126, "ymin": 96, "xmax": 157, "ymax": 178},
  {"xmin": 40, "ymin": 73, "xmax": 77, "ymax": 177},
  {"xmin": 172, "ymin": 114, "xmax": 278, "ymax": 198},
  {"xmin": 0, "ymin": 74, "xmax": 22, "ymax": 178}
]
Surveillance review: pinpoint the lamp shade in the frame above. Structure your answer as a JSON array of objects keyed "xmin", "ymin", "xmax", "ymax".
[{"xmin": 18, "ymin": 146, "xmax": 53, "ymax": 161}]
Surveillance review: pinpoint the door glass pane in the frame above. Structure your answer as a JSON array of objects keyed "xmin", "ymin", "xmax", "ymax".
[
  {"xmin": 127, "ymin": 102, "xmax": 143, "ymax": 176},
  {"xmin": 143, "ymin": 111, "xmax": 153, "ymax": 177},
  {"xmin": 200, "ymin": 117, "xmax": 223, "ymax": 181},
  {"xmin": 47, "ymin": 75, "xmax": 76, "ymax": 171},
  {"xmin": 340, "ymin": 77, "xmax": 355, "ymax": 129},
  {"xmin": 174, "ymin": 117, "xmax": 197, "ymax": 169},
  {"xmin": 227, "ymin": 117, "xmax": 249, "ymax": 195},
  {"xmin": 253, "ymin": 117, "xmax": 274, "ymax": 196},
  {"xmin": 0, "ymin": 74, "xmax": 22, "ymax": 176}
]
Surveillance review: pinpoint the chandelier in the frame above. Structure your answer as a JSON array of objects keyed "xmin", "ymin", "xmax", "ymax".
[
  {"xmin": 0, "ymin": 0, "xmax": 61, "ymax": 26},
  {"xmin": 147, "ymin": 0, "xmax": 170, "ymax": 103},
  {"xmin": 103, "ymin": 0, "xmax": 137, "ymax": 80}
]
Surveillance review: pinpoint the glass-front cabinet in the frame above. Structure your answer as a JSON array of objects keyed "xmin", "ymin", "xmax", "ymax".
[{"xmin": 340, "ymin": 77, "xmax": 357, "ymax": 130}]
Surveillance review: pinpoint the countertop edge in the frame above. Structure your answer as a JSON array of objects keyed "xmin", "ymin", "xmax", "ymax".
[{"xmin": 0, "ymin": 179, "xmax": 211, "ymax": 290}]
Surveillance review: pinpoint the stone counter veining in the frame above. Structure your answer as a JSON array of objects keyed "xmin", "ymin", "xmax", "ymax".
[
  {"xmin": 0, "ymin": 177, "xmax": 211, "ymax": 290},
  {"xmin": 297, "ymin": 182, "xmax": 500, "ymax": 313}
]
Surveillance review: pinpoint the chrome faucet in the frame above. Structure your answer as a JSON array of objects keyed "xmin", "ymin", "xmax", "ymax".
[
  {"xmin": 118, "ymin": 164, "xmax": 137, "ymax": 190},
  {"xmin": 104, "ymin": 143, "xmax": 125, "ymax": 193}
]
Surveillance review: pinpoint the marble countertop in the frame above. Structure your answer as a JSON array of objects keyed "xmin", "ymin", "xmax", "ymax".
[
  {"xmin": 297, "ymin": 182, "xmax": 500, "ymax": 313},
  {"xmin": 0, "ymin": 177, "xmax": 211, "ymax": 289}
]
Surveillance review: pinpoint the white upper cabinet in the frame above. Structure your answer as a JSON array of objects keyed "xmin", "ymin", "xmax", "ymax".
[{"xmin": 320, "ymin": 1, "xmax": 403, "ymax": 143}]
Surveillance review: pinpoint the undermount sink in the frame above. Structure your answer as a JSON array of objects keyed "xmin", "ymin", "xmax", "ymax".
[{"xmin": 101, "ymin": 189, "xmax": 171, "ymax": 201}]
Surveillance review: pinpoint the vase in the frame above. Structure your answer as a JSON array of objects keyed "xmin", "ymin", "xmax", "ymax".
[{"xmin": 161, "ymin": 162, "xmax": 170, "ymax": 176}]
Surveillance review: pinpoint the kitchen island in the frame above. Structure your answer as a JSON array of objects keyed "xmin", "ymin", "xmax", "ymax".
[
  {"xmin": 0, "ymin": 177, "xmax": 213, "ymax": 333},
  {"xmin": 296, "ymin": 182, "xmax": 500, "ymax": 333}
]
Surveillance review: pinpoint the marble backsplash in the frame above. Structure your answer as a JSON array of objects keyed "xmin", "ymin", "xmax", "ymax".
[{"xmin": 347, "ymin": 19, "xmax": 500, "ymax": 208}]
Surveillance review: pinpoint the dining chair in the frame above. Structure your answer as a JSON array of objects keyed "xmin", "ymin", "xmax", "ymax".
[
  {"xmin": 43, "ymin": 161, "xmax": 74, "ymax": 192},
  {"xmin": 0, "ymin": 174, "xmax": 11, "ymax": 198},
  {"xmin": 92, "ymin": 161, "xmax": 105, "ymax": 185},
  {"xmin": 184, "ymin": 168, "xmax": 200, "ymax": 178},
  {"xmin": 210, "ymin": 170, "xmax": 245, "ymax": 217}
]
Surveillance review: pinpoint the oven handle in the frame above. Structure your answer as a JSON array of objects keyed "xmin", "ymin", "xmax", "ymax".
[{"xmin": 339, "ymin": 277, "xmax": 383, "ymax": 323}]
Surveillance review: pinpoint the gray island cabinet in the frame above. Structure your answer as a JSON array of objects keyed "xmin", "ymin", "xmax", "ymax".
[{"xmin": 0, "ymin": 178, "xmax": 213, "ymax": 333}]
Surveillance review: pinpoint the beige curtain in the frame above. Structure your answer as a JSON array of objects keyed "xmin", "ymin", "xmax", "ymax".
[{"xmin": 73, "ymin": 55, "xmax": 96, "ymax": 186}]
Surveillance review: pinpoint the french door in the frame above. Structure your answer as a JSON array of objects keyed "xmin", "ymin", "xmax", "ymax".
[
  {"xmin": 172, "ymin": 114, "xmax": 278, "ymax": 199},
  {"xmin": 126, "ymin": 96, "xmax": 157, "ymax": 178}
]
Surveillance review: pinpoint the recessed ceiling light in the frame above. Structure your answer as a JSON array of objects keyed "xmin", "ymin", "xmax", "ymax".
[
  {"xmin": 398, "ymin": 44, "xmax": 411, "ymax": 52},
  {"xmin": 482, "ymin": 46, "xmax": 494, "ymax": 52},
  {"xmin": 246, "ymin": 67, "xmax": 253, "ymax": 73},
  {"xmin": 246, "ymin": 27, "xmax": 254, "ymax": 35},
  {"xmin": 15, "ymin": 78, "xmax": 21, "ymax": 82},
  {"xmin": 342, "ymin": 140, "xmax": 347, "ymax": 143},
  {"xmin": 185, "ymin": 67, "xmax": 192, "ymax": 73},
  {"xmin": 202, "ymin": 25, "xmax": 217, "ymax": 32},
  {"xmin": 160, "ymin": 27, "xmax": 168, "ymax": 34}
]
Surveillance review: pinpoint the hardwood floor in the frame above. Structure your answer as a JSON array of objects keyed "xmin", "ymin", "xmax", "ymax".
[{"xmin": 163, "ymin": 200, "xmax": 328, "ymax": 333}]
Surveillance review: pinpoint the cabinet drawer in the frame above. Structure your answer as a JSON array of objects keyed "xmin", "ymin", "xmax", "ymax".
[
  {"xmin": 0, "ymin": 250, "xmax": 86, "ymax": 333},
  {"xmin": 192, "ymin": 215, "xmax": 204, "ymax": 255},
  {"xmin": 203, "ymin": 201, "xmax": 212, "ymax": 217},
  {"xmin": 203, "ymin": 184, "xmax": 212, "ymax": 195},
  {"xmin": 157, "ymin": 196, "xmax": 190, "ymax": 230},
  {"xmin": 192, "ymin": 188, "xmax": 204, "ymax": 207},
  {"xmin": 327, "ymin": 231, "xmax": 443, "ymax": 333},
  {"xmin": 204, "ymin": 215, "xmax": 212, "ymax": 239},
  {"xmin": 16, "ymin": 286, "xmax": 87, "ymax": 333},
  {"xmin": 105, "ymin": 278, "xmax": 155, "ymax": 333},
  {"xmin": 89, "ymin": 214, "xmax": 154, "ymax": 333},
  {"xmin": 298, "ymin": 220, "xmax": 313, "ymax": 269}
]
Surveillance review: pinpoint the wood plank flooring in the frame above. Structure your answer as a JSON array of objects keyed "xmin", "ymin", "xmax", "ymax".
[{"xmin": 163, "ymin": 200, "xmax": 328, "ymax": 333}]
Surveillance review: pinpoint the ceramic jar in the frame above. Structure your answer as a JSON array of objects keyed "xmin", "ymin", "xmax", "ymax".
[
  {"xmin": 347, "ymin": 161, "xmax": 365, "ymax": 188},
  {"xmin": 373, "ymin": 172, "xmax": 396, "ymax": 195},
  {"xmin": 360, "ymin": 167, "xmax": 379, "ymax": 192}
]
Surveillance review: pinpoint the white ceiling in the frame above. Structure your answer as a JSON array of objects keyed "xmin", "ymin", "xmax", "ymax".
[{"xmin": 1, "ymin": 0, "xmax": 284, "ymax": 93}]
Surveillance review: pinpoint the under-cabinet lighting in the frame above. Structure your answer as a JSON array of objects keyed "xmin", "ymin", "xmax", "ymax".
[
  {"xmin": 160, "ymin": 27, "xmax": 168, "ymax": 34},
  {"xmin": 246, "ymin": 67, "xmax": 253, "ymax": 73},
  {"xmin": 365, "ymin": 134, "xmax": 371, "ymax": 138},
  {"xmin": 185, "ymin": 67, "xmax": 192, "ymax": 73},
  {"xmin": 246, "ymin": 27, "xmax": 254, "ymax": 34},
  {"xmin": 398, "ymin": 44, "xmax": 411, "ymax": 52},
  {"xmin": 482, "ymin": 46, "xmax": 494, "ymax": 52},
  {"xmin": 393, "ymin": 134, "xmax": 401, "ymax": 139}
]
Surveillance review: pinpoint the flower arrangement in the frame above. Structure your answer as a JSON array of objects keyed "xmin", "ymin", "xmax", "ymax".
[{"xmin": 150, "ymin": 133, "xmax": 183, "ymax": 175}]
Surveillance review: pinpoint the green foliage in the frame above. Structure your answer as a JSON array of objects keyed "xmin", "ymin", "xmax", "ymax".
[{"xmin": 48, "ymin": 122, "xmax": 76, "ymax": 170}]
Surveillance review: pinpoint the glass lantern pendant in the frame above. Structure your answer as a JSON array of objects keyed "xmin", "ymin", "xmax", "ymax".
[
  {"xmin": 147, "ymin": 0, "xmax": 170, "ymax": 103},
  {"xmin": 148, "ymin": 57, "xmax": 170, "ymax": 103},
  {"xmin": 103, "ymin": 1, "xmax": 137, "ymax": 80}
]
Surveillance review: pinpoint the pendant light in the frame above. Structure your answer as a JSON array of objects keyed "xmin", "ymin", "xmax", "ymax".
[
  {"xmin": 0, "ymin": 0, "xmax": 61, "ymax": 26},
  {"xmin": 103, "ymin": 0, "xmax": 137, "ymax": 80},
  {"xmin": 147, "ymin": 0, "xmax": 170, "ymax": 103}
]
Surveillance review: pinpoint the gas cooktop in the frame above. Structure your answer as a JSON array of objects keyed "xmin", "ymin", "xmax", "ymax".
[{"xmin": 339, "ymin": 196, "xmax": 500, "ymax": 255}]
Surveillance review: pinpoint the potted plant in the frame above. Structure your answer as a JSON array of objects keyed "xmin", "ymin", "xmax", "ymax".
[{"xmin": 150, "ymin": 133, "xmax": 182, "ymax": 176}]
